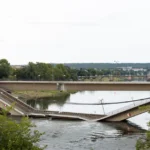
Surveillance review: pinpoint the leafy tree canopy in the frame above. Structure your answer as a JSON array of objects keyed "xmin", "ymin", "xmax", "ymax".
[
  {"xmin": 0, "ymin": 113, "xmax": 46, "ymax": 150},
  {"xmin": 0, "ymin": 59, "xmax": 11, "ymax": 79}
]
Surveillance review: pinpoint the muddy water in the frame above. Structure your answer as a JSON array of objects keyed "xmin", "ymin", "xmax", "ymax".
[
  {"xmin": 28, "ymin": 91, "xmax": 150, "ymax": 150},
  {"xmin": 32, "ymin": 119, "xmax": 144, "ymax": 150}
]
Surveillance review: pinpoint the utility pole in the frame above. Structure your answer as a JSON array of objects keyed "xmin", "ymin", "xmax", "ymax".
[{"xmin": 99, "ymin": 99, "xmax": 105, "ymax": 114}]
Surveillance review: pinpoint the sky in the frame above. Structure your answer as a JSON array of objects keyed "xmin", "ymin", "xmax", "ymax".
[{"xmin": 0, "ymin": 0, "xmax": 150, "ymax": 65}]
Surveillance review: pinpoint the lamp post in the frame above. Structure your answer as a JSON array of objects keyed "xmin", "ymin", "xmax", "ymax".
[
  {"xmin": 99, "ymin": 99, "xmax": 105, "ymax": 114},
  {"xmin": 131, "ymin": 97, "xmax": 135, "ymax": 106},
  {"xmin": 38, "ymin": 74, "xmax": 40, "ymax": 81},
  {"xmin": 114, "ymin": 61, "xmax": 119, "ymax": 81},
  {"xmin": 63, "ymin": 74, "xmax": 66, "ymax": 81},
  {"xmin": 52, "ymin": 74, "xmax": 54, "ymax": 81},
  {"xmin": 14, "ymin": 74, "xmax": 16, "ymax": 80},
  {"xmin": 110, "ymin": 69, "xmax": 113, "ymax": 81},
  {"xmin": 52, "ymin": 67, "xmax": 53, "ymax": 81}
]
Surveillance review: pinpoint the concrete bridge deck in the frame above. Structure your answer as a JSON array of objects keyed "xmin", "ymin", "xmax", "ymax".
[
  {"xmin": 0, "ymin": 88, "xmax": 105, "ymax": 120},
  {"xmin": 1, "ymin": 81, "xmax": 150, "ymax": 91},
  {"xmin": 94, "ymin": 97, "xmax": 150, "ymax": 122},
  {"xmin": 1, "ymin": 87, "xmax": 150, "ymax": 121}
]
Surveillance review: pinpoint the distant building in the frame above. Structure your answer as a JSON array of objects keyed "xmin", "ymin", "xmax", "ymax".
[
  {"xmin": 118, "ymin": 67, "xmax": 147, "ymax": 72},
  {"xmin": 118, "ymin": 66, "xmax": 132, "ymax": 71},
  {"xmin": 11, "ymin": 65, "xmax": 26, "ymax": 69},
  {"xmin": 132, "ymin": 68, "xmax": 147, "ymax": 72}
]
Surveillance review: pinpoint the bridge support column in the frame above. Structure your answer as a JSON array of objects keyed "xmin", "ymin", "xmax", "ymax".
[{"xmin": 56, "ymin": 83, "xmax": 66, "ymax": 91}]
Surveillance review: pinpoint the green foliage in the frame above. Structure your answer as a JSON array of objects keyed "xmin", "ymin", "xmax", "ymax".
[
  {"xmin": 54, "ymin": 64, "xmax": 70, "ymax": 80},
  {"xmin": 136, "ymin": 131, "xmax": 150, "ymax": 150},
  {"xmin": 0, "ymin": 59, "xmax": 11, "ymax": 79},
  {"xmin": 1, "ymin": 58, "xmax": 149, "ymax": 81},
  {"xmin": 136, "ymin": 105, "xmax": 150, "ymax": 150},
  {"xmin": 16, "ymin": 62, "xmax": 53, "ymax": 81},
  {"xmin": 64, "ymin": 63, "xmax": 150, "ymax": 69},
  {"xmin": 0, "ymin": 114, "xmax": 46, "ymax": 150},
  {"xmin": 15, "ymin": 62, "xmax": 77, "ymax": 81}
]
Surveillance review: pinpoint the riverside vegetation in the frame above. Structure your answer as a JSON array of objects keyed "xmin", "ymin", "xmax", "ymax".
[
  {"xmin": 0, "ymin": 107, "xmax": 46, "ymax": 150},
  {"xmin": 0, "ymin": 58, "xmax": 147, "ymax": 82},
  {"xmin": 12, "ymin": 90, "xmax": 76, "ymax": 110},
  {"xmin": 12, "ymin": 90, "xmax": 73, "ymax": 101}
]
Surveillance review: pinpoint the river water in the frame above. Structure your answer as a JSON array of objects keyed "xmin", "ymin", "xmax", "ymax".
[{"xmin": 27, "ymin": 91, "xmax": 150, "ymax": 150}]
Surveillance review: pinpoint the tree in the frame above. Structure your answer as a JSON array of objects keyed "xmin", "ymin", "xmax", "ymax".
[
  {"xmin": 136, "ymin": 122, "xmax": 150, "ymax": 150},
  {"xmin": 136, "ymin": 106, "xmax": 150, "ymax": 150},
  {"xmin": 35, "ymin": 63, "xmax": 52, "ymax": 80},
  {"xmin": 0, "ymin": 59, "xmax": 11, "ymax": 79},
  {"xmin": 0, "ymin": 113, "xmax": 46, "ymax": 150},
  {"xmin": 54, "ymin": 64, "xmax": 70, "ymax": 81},
  {"xmin": 65, "ymin": 67, "xmax": 78, "ymax": 81}
]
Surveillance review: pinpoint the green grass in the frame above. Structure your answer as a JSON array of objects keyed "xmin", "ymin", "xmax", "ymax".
[{"xmin": 12, "ymin": 90, "xmax": 76, "ymax": 101}]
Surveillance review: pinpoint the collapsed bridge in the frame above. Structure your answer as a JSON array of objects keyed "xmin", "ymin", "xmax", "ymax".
[{"xmin": 0, "ymin": 88, "xmax": 150, "ymax": 122}]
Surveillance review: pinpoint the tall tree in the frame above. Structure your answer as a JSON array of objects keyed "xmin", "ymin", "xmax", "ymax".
[{"xmin": 0, "ymin": 59, "xmax": 11, "ymax": 79}]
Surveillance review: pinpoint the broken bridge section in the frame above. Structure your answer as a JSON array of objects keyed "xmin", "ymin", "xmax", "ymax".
[
  {"xmin": 0, "ymin": 87, "xmax": 150, "ymax": 122},
  {"xmin": 0, "ymin": 88, "xmax": 105, "ymax": 120},
  {"xmin": 94, "ymin": 97, "xmax": 150, "ymax": 122}
]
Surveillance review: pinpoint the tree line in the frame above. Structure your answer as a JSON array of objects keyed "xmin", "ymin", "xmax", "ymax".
[
  {"xmin": 0, "ymin": 59, "xmax": 148, "ymax": 81},
  {"xmin": 64, "ymin": 63, "xmax": 150, "ymax": 69},
  {"xmin": 0, "ymin": 59, "xmax": 77, "ymax": 81}
]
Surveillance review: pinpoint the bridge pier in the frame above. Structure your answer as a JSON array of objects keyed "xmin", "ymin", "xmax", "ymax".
[{"xmin": 57, "ymin": 83, "xmax": 66, "ymax": 91}]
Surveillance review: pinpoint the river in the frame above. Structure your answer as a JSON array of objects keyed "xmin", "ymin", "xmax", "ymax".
[{"xmin": 27, "ymin": 91, "xmax": 150, "ymax": 150}]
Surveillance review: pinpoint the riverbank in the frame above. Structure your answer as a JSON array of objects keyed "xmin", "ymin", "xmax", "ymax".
[{"xmin": 12, "ymin": 90, "xmax": 76, "ymax": 101}]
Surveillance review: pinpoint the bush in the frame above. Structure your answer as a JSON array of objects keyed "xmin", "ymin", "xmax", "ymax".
[
  {"xmin": 0, "ymin": 114, "xmax": 46, "ymax": 150},
  {"xmin": 136, "ymin": 130, "xmax": 150, "ymax": 150}
]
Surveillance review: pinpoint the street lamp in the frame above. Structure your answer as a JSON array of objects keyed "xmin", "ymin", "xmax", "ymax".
[
  {"xmin": 114, "ymin": 61, "xmax": 119, "ymax": 80},
  {"xmin": 38, "ymin": 74, "xmax": 40, "ymax": 81},
  {"xmin": 99, "ymin": 99, "xmax": 105, "ymax": 114},
  {"xmin": 14, "ymin": 74, "xmax": 16, "ymax": 80},
  {"xmin": 131, "ymin": 97, "xmax": 135, "ymax": 106},
  {"xmin": 52, "ymin": 74, "xmax": 54, "ymax": 81}
]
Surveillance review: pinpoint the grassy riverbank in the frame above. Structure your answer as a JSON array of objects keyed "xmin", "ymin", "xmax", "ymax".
[{"xmin": 12, "ymin": 90, "xmax": 76, "ymax": 101}]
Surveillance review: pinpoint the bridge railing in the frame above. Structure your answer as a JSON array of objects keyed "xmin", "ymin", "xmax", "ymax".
[
  {"xmin": 0, "ymin": 88, "xmax": 36, "ymax": 113},
  {"xmin": 106, "ymin": 98, "xmax": 150, "ymax": 117},
  {"xmin": 0, "ymin": 94, "xmax": 33, "ymax": 113}
]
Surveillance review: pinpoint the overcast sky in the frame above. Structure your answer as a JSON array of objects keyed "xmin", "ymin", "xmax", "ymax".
[{"xmin": 0, "ymin": 0, "xmax": 150, "ymax": 65}]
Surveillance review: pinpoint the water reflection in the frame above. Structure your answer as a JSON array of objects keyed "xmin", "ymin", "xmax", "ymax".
[{"xmin": 27, "ymin": 95, "xmax": 69, "ymax": 110}]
